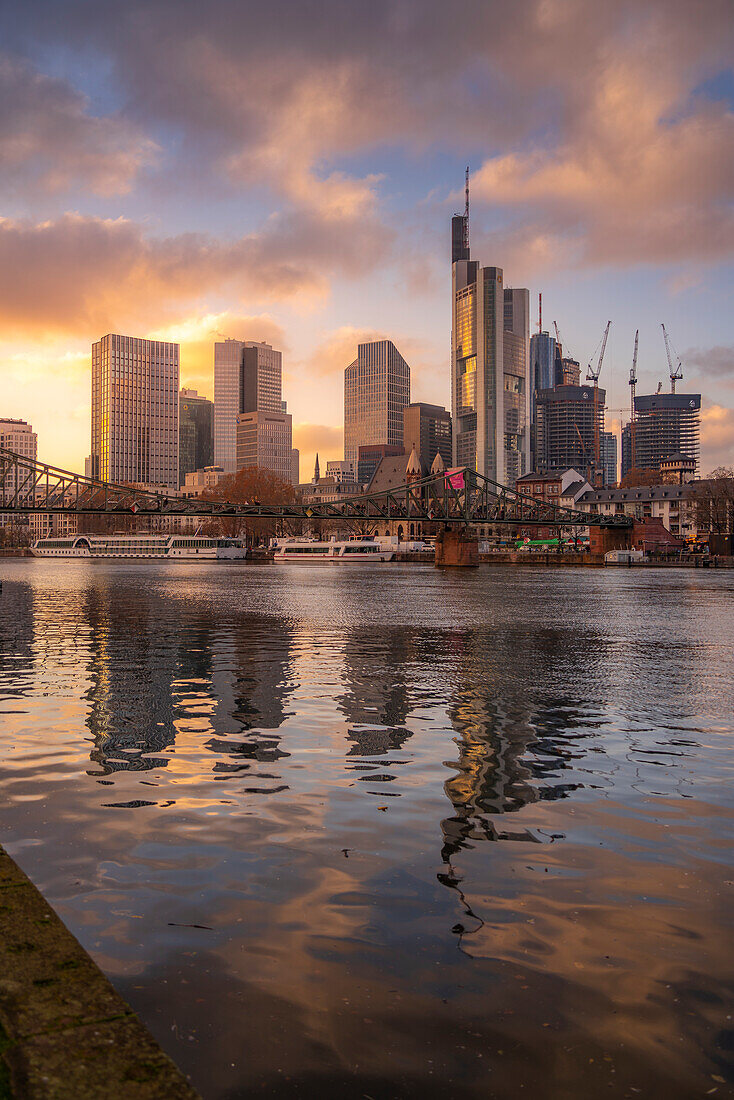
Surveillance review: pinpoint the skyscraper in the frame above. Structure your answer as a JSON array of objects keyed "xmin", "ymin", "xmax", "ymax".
[
  {"xmin": 344, "ymin": 340, "xmax": 410, "ymax": 468},
  {"xmin": 451, "ymin": 251, "xmax": 530, "ymax": 483},
  {"xmin": 600, "ymin": 430, "xmax": 618, "ymax": 487},
  {"xmin": 503, "ymin": 288, "xmax": 531, "ymax": 484},
  {"xmin": 91, "ymin": 334, "xmax": 179, "ymax": 489},
  {"xmin": 240, "ymin": 341, "xmax": 282, "ymax": 415},
  {"xmin": 629, "ymin": 392, "xmax": 701, "ymax": 475},
  {"xmin": 179, "ymin": 388, "xmax": 213, "ymax": 486},
  {"xmin": 213, "ymin": 338, "xmax": 242, "ymax": 473},
  {"xmin": 529, "ymin": 332, "xmax": 557, "ymax": 393},
  {"xmin": 214, "ymin": 339, "xmax": 285, "ymax": 472},
  {"xmin": 533, "ymin": 384, "xmax": 605, "ymax": 476}
]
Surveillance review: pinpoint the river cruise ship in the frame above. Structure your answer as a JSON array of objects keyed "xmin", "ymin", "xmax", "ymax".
[
  {"xmin": 273, "ymin": 537, "xmax": 394, "ymax": 562},
  {"xmin": 30, "ymin": 534, "xmax": 248, "ymax": 559}
]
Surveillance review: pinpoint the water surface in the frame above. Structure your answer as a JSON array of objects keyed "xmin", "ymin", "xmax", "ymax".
[{"xmin": 1, "ymin": 560, "xmax": 733, "ymax": 1097}]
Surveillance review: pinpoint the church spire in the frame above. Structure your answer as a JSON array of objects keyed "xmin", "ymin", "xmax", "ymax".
[{"xmin": 313, "ymin": 453, "xmax": 320, "ymax": 483}]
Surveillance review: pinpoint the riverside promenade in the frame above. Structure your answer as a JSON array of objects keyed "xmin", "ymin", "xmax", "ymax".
[{"xmin": 0, "ymin": 846, "xmax": 198, "ymax": 1100}]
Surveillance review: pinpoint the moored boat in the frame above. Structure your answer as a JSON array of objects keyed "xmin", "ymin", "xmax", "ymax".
[
  {"xmin": 30, "ymin": 534, "xmax": 247, "ymax": 559},
  {"xmin": 273, "ymin": 537, "xmax": 394, "ymax": 562}
]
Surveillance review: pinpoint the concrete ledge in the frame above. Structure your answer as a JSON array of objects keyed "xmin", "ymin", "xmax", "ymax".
[{"xmin": 0, "ymin": 847, "xmax": 199, "ymax": 1100}]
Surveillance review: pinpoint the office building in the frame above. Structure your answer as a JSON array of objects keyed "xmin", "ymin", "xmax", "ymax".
[
  {"xmin": 534, "ymin": 384, "xmax": 605, "ymax": 476},
  {"xmin": 215, "ymin": 338, "xmax": 287, "ymax": 474},
  {"xmin": 91, "ymin": 334, "xmax": 179, "ymax": 490},
  {"xmin": 236, "ymin": 410, "xmax": 293, "ymax": 485},
  {"xmin": 291, "ymin": 449, "xmax": 300, "ymax": 488},
  {"xmin": 213, "ymin": 338, "xmax": 242, "ymax": 472},
  {"xmin": 625, "ymin": 393, "xmax": 701, "ymax": 476},
  {"xmin": 502, "ymin": 289, "xmax": 531, "ymax": 484},
  {"xmin": 344, "ymin": 340, "xmax": 410, "ymax": 468},
  {"xmin": 600, "ymin": 430, "xmax": 618, "ymax": 487},
  {"xmin": 240, "ymin": 341, "xmax": 282, "ymax": 415},
  {"xmin": 403, "ymin": 403, "xmax": 452, "ymax": 472},
  {"xmin": 451, "ymin": 224, "xmax": 530, "ymax": 482},
  {"xmin": 179, "ymin": 389, "xmax": 213, "ymax": 487},
  {"xmin": 530, "ymin": 332, "xmax": 557, "ymax": 393},
  {"xmin": 325, "ymin": 460, "xmax": 356, "ymax": 483},
  {"xmin": 357, "ymin": 444, "xmax": 405, "ymax": 486},
  {"xmin": 1, "ymin": 419, "xmax": 37, "ymax": 527}
]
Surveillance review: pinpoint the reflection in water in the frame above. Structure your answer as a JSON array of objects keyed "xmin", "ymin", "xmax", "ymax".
[{"xmin": 0, "ymin": 561, "xmax": 733, "ymax": 1099}]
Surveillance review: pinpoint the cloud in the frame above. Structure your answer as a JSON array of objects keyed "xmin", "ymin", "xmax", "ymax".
[
  {"xmin": 700, "ymin": 404, "xmax": 734, "ymax": 472},
  {"xmin": 148, "ymin": 311, "xmax": 288, "ymax": 398},
  {"xmin": 684, "ymin": 345, "xmax": 734, "ymax": 384},
  {"xmin": 0, "ymin": 212, "xmax": 395, "ymax": 338},
  {"xmin": 0, "ymin": 54, "xmax": 156, "ymax": 196}
]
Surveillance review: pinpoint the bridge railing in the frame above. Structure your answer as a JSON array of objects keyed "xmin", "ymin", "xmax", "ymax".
[{"xmin": 0, "ymin": 448, "xmax": 629, "ymax": 528}]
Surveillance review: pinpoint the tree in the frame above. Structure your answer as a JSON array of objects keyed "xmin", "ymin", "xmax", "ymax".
[
  {"xmin": 201, "ymin": 466, "xmax": 297, "ymax": 543},
  {"xmin": 620, "ymin": 467, "xmax": 662, "ymax": 488},
  {"xmin": 692, "ymin": 466, "xmax": 734, "ymax": 534}
]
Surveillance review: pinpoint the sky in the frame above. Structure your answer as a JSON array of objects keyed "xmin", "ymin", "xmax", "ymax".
[{"xmin": 1, "ymin": 0, "xmax": 733, "ymax": 481}]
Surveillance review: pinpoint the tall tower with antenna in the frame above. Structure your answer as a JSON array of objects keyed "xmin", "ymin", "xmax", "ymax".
[{"xmin": 451, "ymin": 166, "xmax": 471, "ymax": 264}]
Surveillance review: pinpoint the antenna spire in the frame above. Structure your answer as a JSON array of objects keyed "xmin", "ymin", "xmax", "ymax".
[{"xmin": 464, "ymin": 165, "xmax": 469, "ymax": 252}]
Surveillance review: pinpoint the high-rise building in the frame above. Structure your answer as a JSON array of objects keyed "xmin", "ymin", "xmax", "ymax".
[
  {"xmin": 215, "ymin": 338, "xmax": 286, "ymax": 473},
  {"xmin": 502, "ymin": 289, "xmax": 531, "ymax": 485},
  {"xmin": 240, "ymin": 342, "xmax": 282, "ymax": 415},
  {"xmin": 560, "ymin": 357, "xmax": 581, "ymax": 386},
  {"xmin": 530, "ymin": 332, "xmax": 557, "ymax": 393},
  {"xmin": 0, "ymin": 419, "xmax": 37, "ymax": 515},
  {"xmin": 91, "ymin": 334, "xmax": 179, "ymax": 489},
  {"xmin": 213, "ymin": 338, "xmax": 242, "ymax": 473},
  {"xmin": 357, "ymin": 443, "xmax": 404, "ymax": 486},
  {"xmin": 178, "ymin": 388, "xmax": 213, "ymax": 487},
  {"xmin": 534, "ymin": 384, "xmax": 605, "ymax": 476},
  {"xmin": 451, "ymin": 226, "xmax": 529, "ymax": 482},
  {"xmin": 600, "ymin": 430, "xmax": 618, "ymax": 487},
  {"xmin": 344, "ymin": 340, "xmax": 410, "ymax": 468},
  {"xmin": 628, "ymin": 393, "xmax": 701, "ymax": 475},
  {"xmin": 236, "ymin": 411, "xmax": 293, "ymax": 485},
  {"xmin": 402, "ymin": 403, "xmax": 452, "ymax": 471},
  {"xmin": 290, "ymin": 448, "xmax": 300, "ymax": 488}
]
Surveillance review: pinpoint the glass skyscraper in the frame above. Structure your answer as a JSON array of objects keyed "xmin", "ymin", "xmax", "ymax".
[
  {"xmin": 344, "ymin": 340, "xmax": 410, "ymax": 468},
  {"xmin": 451, "ymin": 242, "xmax": 530, "ymax": 482},
  {"xmin": 91, "ymin": 334, "xmax": 179, "ymax": 490}
]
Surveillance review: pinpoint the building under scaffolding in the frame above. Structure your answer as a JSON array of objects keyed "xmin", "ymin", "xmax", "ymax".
[
  {"xmin": 534, "ymin": 384, "xmax": 605, "ymax": 477},
  {"xmin": 621, "ymin": 392, "xmax": 701, "ymax": 477}
]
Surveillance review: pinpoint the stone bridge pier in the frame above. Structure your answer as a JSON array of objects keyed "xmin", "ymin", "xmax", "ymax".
[
  {"xmin": 589, "ymin": 525, "xmax": 632, "ymax": 555},
  {"xmin": 434, "ymin": 526, "xmax": 479, "ymax": 567}
]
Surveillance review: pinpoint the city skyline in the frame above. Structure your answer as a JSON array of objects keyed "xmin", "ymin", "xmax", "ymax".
[{"xmin": 1, "ymin": 1, "xmax": 732, "ymax": 482}]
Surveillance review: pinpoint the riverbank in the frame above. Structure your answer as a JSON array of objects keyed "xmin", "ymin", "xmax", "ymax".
[{"xmin": 0, "ymin": 845, "xmax": 199, "ymax": 1100}]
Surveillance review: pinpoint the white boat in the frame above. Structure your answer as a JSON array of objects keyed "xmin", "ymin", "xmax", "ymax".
[
  {"xmin": 30, "ymin": 534, "xmax": 248, "ymax": 559},
  {"xmin": 273, "ymin": 537, "xmax": 394, "ymax": 562}
]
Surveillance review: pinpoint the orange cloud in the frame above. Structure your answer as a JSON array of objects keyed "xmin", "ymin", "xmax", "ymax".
[
  {"xmin": 0, "ymin": 213, "xmax": 334, "ymax": 338},
  {"xmin": 700, "ymin": 404, "xmax": 734, "ymax": 472}
]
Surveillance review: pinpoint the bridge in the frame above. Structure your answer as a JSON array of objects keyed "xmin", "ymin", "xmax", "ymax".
[{"xmin": 0, "ymin": 447, "xmax": 631, "ymax": 531}]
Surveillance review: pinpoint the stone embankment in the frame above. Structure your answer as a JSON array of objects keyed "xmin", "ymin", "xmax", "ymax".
[{"xmin": 0, "ymin": 846, "xmax": 199, "ymax": 1100}]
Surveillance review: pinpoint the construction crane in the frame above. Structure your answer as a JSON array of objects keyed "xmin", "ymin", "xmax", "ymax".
[
  {"xmin": 586, "ymin": 320, "xmax": 612, "ymax": 482},
  {"xmin": 661, "ymin": 323, "xmax": 683, "ymax": 393},
  {"xmin": 629, "ymin": 329, "xmax": 638, "ymax": 471}
]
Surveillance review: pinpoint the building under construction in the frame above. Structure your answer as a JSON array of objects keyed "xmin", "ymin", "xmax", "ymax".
[
  {"xmin": 534, "ymin": 384, "xmax": 605, "ymax": 478},
  {"xmin": 621, "ymin": 392, "xmax": 701, "ymax": 477}
]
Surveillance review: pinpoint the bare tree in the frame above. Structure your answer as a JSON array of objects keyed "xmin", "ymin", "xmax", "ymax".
[
  {"xmin": 200, "ymin": 466, "xmax": 296, "ymax": 544},
  {"xmin": 692, "ymin": 466, "xmax": 734, "ymax": 534}
]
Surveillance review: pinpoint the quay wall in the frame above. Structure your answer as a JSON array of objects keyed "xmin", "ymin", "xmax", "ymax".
[{"xmin": 0, "ymin": 845, "xmax": 199, "ymax": 1099}]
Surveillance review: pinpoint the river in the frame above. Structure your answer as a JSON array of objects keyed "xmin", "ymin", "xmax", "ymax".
[{"xmin": 0, "ymin": 559, "xmax": 732, "ymax": 1097}]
